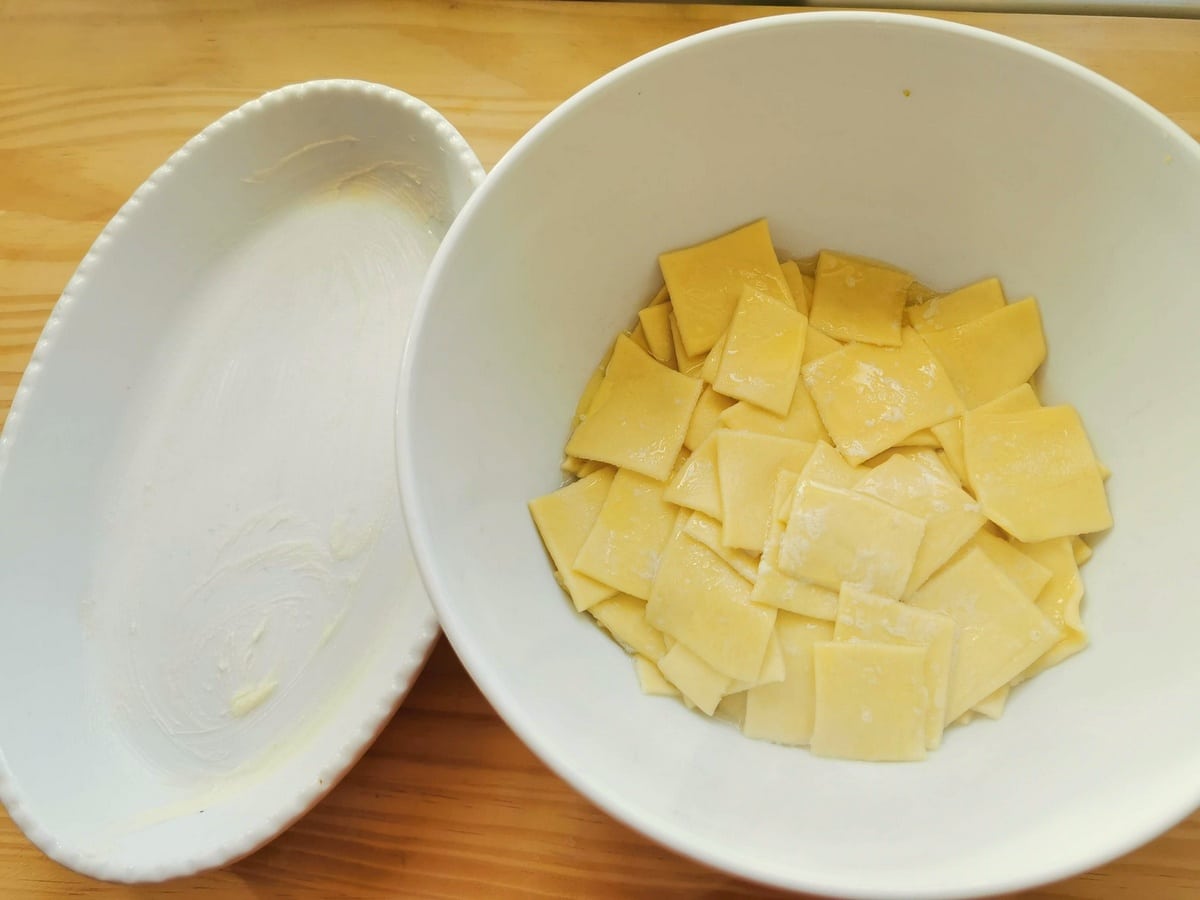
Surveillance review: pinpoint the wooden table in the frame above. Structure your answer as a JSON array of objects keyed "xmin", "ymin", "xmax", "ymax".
[{"xmin": 1, "ymin": 1, "xmax": 1198, "ymax": 896}]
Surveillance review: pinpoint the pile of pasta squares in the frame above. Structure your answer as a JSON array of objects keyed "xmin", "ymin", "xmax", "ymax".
[{"xmin": 530, "ymin": 219, "xmax": 1111, "ymax": 761}]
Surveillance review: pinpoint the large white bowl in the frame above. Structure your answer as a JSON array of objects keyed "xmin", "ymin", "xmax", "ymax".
[{"xmin": 399, "ymin": 12, "xmax": 1200, "ymax": 900}]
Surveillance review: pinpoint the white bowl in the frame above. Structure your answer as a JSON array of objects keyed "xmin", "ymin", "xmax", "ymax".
[
  {"xmin": 0, "ymin": 80, "xmax": 482, "ymax": 881},
  {"xmin": 399, "ymin": 13, "xmax": 1200, "ymax": 899}
]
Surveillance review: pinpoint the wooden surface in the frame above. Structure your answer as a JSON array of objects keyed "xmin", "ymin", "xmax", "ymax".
[{"xmin": 1, "ymin": 1, "xmax": 1199, "ymax": 896}]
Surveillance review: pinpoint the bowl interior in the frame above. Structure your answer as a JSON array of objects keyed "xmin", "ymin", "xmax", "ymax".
[{"xmin": 402, "ymin": 14, "xmax": 1200, "ymax": 899}]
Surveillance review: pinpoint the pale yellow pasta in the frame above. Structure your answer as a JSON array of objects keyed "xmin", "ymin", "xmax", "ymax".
[{"xmin": 531, "ymin": 221, "xmax": 1110, "ymax": 762}]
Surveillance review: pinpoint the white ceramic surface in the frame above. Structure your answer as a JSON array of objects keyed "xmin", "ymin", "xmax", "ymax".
[
  {"xmin": 399, "ymin": 13, "xmax": 1200, "ymax": 900},
  {"xmin": 0, "ymin": 80, "xmax": 483, "ymax": 881}
]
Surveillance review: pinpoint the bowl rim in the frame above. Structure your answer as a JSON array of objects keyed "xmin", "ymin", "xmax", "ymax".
[
  {"xmin": 398, "ymin": 12, "xmax": 1200, "ymax": 899},
  {"xmin": 0, "ymin": 78, "xmax": 483, "ymax": 884}
]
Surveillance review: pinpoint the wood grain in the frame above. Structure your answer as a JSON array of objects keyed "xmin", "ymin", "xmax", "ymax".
[{"xmin": 1, "ymin": 1, "xmax": 1198, "ymax": 896}]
